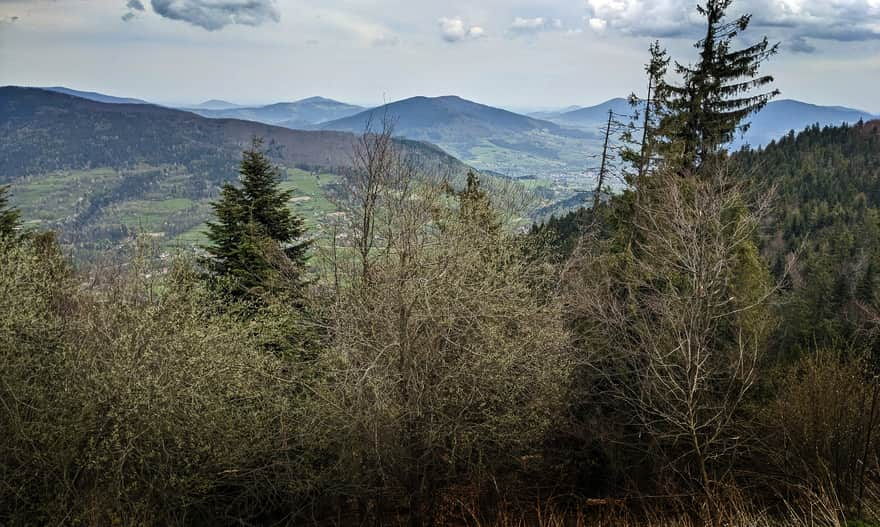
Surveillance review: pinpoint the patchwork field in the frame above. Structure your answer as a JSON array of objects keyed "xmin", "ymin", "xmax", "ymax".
[{"xmin": 10, "ymin": 166, "xmax": 345, "ymax": 256}]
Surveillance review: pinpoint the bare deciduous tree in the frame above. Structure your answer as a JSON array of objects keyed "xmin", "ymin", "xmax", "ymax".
[
  {"xmin": 339, "ymin": 113, "xmax": 398, "ymax": 284},
  {"xmin": 565, "ymin": 165, "xmax": 778, "ymax": 496},
  {"xmin": 318, "ymin": 137, "xmax": 574, "ymax": 526}
]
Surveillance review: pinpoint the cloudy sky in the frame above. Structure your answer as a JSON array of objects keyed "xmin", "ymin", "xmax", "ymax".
[{"xmin": 1, "ymin": 0, "xmax": 879, "ymax": 112}]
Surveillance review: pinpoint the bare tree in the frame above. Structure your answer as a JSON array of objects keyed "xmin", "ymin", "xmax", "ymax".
[
  {"xmin": 565, "ymin": 164, "xmax": 778, "ymax": 496},
  {"xmin": 338, "ymin": 113, "xmax": 398, "ymax": 284},
  {"xmin": 319, "ymin": 149, "xmax": 574, "ymax": 526}
]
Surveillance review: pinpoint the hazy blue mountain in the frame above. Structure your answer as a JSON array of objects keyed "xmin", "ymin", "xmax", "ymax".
[
  {"xmin": 733, "ymin": 99, "xmax": 876, "ymax": 149},
  {"xmin": 540, "ymin": 96, "xmax": 876, "ymax": 149},
  {"xmin": 317, "ymin": 95, "xmax": 598, "ymax": 177},
  {"xmin": 544, "ymin": 98, "xmax": 643, "ymax": 128},
  {"xmin": 190, "ymin": 96, "xmax": 365, "ymax": 127},
  {"xmin": 1, "ymin": 87, "xmax": 465, "ymax": 180},
  {"xmin": 528, "ymin": 106, "xmax": 583, "ymax": 120},
  {"xmin": 190, "ymin": 99, "xmax": 243, "ymax": 110},
  {"xmin": 40, "ymin": 86, "xmax": 150, "ymax": 105}
]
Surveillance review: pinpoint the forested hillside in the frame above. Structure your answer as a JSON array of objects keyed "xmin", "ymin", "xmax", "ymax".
[
  {"xmin": 736, "ymin": 121, "xmax": 880, "ymax": 354},
  {"xmin": 0, "ymin": 87, "xmax": 468, "ymax": 252},
  {"xmin": 539, "ymin": 120, "xmax": 880, "ymax": 355},
  {"xmin": 1, "ymin": 87, "xmax": 377, "ymax": 177},
  {"xmin": 2, "ymin": 1, "xmax": 879, "ymax": 526}
]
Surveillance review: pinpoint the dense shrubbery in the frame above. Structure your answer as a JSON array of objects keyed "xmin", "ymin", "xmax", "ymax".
[
  {"xmin": 3, "ymin": 1, "xmax": 880, "ymax": 523},
  {"xmin": 0, "ymin": 237, "xmax": 326, "ymax": 524},
  {"xmin": 2, "ymin": 152, "xmax": 879, "ymax": 525}
]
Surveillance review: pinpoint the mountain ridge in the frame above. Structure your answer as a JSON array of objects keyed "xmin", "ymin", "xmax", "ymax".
[
  {"xmin": 0, "ymin": 87, "xmax": 470, "ymax": 251},
  {"xmin": 533, "ymin": 96, "xmax": 877, "ymax": 149},
  {"xmin": 314, "ymin": 95, "xmax": 596, "ymax": 177},
  {"xmin": 38, "ymin": 86, "xmax": 151, "ymax": 105},
  {"xmin": 189, "ymin": 97, "xmax": 365, "ymax": 128}
]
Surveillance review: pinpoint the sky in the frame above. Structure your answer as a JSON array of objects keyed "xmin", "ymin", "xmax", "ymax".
[{"xmin": 1, "ymin": 0, "xmax": 879, "ymax": 112}]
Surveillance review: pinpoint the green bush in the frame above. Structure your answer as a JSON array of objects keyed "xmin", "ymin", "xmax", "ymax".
[{"xmin": 0, "ymin": 238, "xmax": 319, "ymax": 525}]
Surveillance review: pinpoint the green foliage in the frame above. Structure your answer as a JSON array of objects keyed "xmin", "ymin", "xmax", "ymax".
[
  {"xmin": 734, "ymin": 121, "xmax": 880, "ymax": 356},
  {"xmin": 204, "ymin": 138, "xmax": 310, "ymax": 300},
  {"xmin": 0, "ymin": 237, "xmax": 322, "ymax": 525},
  {"xmin": 657, "ymin": 0, "xmax": 779, "ymax": 170}
]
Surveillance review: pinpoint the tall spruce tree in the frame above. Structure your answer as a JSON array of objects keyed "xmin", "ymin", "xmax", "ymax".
[
  {"xmin": 204, "ymin": 138, "xmax": 309, "ymax": 298},
  {"xmin": 0, "ymin": 185, "xmax": 21, "ymax": 239},
  {"xmin": 621, "ymin": 41, "xmax": 670, "ymax": 190},
  {"xmin": 658, "ymin": 0, "xmax": 779, "ymax": 172}
]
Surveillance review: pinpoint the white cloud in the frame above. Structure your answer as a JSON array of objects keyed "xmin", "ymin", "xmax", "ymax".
[
  {"xmin": 585, "ymin": 0, "xmax": 697, "ymax": 37},
  {"xmin": 310, "ymin": 8, "xmax": 400, "ymax": 47},
  {"xmin": 588, "ymin": 17, "xmax": 606, "ymax": 31},
  {"xmin": 508, "ymin": 16, "xmax": 563, "ymax": 36},
  {"xmin": 438, "ymin": 16, "xmax": 485, "ymax": 43}
]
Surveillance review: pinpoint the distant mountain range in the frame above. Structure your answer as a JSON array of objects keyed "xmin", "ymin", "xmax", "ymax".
[
  {"xmin": 530, "ymin": 98, "xmax": 637, "ymax": 127},
  {"xmin": 32, "ymin": 86, "xmax": 877, "ymax": 162},
  {"xmin": 314, "ymin": 95, "xmax": 599, "ymax": 177},
  {"xmin": 533, "ymin": 97, "xmax": 877, "ymax": 149},
  {"xmin": 733, "ymin": 99, "xmax": 876, "ymax": 148},
  {"xmin": 42, "ymin": 86, "xmax": 150, "ymax": 105},
  {"xmin": 0, "ymin": 87, "xmax": 467, "ymax": 250},
  {"xmin": 190, "ymin": 99, "xmax": 243, "ymax": 110},
  {"xmin": 3, "ymin": 84, "xmax": 879, "ymax": 247},
  {"xmin": 188, "ymin": 97, "xmax": 365, "ymax": 129}
]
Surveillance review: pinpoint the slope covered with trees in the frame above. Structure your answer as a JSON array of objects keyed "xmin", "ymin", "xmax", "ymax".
[
  {"xmin": 735, "ymin": 120, "xmax": 880, "ymax": 354},
  {"xmin": 0, "ymin": 87, "xmax": 469, "ymax": 252},
  {"xmin": 1, "ymin": 1, "xmax": 879, "ymax": 525}
]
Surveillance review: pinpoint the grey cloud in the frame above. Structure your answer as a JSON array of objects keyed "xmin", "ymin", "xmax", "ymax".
[
  {"xmin": 127, "ymin": 0, "xmax": 145, "ymax": 11},
  {"xmin": 585, "ymin": 0, "xmax": 880, "ymax": 46},
  {"xmin": 788, "ymin": 36, "xmax": 816, "ymax": 54},
  {"xmin": 372, "ymin": 34, "xmax": 399, "ymax": 47},
  {"xmin": 121, "ymin": 11, "xmax": 136, "ymax": 22},
  {"xmin": 150, "ymin": 0, "xmax": 280, "ymax": 31}
]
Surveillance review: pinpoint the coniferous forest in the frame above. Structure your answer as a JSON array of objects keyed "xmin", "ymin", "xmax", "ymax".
[{"xmin": 2, "ymin": 1, "xmax": 880, "ymax": 526}]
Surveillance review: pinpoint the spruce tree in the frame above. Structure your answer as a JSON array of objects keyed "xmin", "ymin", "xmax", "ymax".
[
  {"xmin": 658, "ymin": 0, "xmax": 779, "ymax": 171},
  {"xmin": 622, "ymin": 41, "xmax": 670, "ymax": 189},
  {"xmin": 0, "ymin": 185, "xmax": 21, "ymax": 239},
  {"xmin": 204, "ymin": 138, "xmax": 309, "ymax": 298}
]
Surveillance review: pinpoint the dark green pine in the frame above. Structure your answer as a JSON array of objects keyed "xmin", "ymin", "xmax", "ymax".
[
  {"xmin": 658, "ymin": 0, "xmax": 780, "ymax": 171},
  {"xmin": 203, "ymin": 138, "xmax": 310, "ymax": 298},
  {"xmin": 457, "ymin": 171, "xmax": 500, "ymax": 235}
]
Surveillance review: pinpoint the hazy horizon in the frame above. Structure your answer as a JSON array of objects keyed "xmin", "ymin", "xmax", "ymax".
[{"xmin": 2, "ymin": 0, "xmax": 880, "ymax": 113}]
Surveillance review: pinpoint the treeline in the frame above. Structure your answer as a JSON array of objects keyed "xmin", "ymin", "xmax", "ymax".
[
  {"xmin": 736, "ymin": 121, "xmax": 880, "ymax": 355},
  {"xmin": 543, "ymin": 119, "xmax": 880, "ymax": 357},
  {"xmin": 2, "ymin": 2, "xmax": 880, "ymax": 526}
]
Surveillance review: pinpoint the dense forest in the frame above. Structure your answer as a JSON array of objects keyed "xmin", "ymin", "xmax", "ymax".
[{"xmin": 2, "ymin": 1, "xmax": 879, "ymax": 526}]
